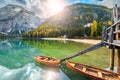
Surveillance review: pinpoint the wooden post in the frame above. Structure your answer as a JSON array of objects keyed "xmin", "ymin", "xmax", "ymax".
[
  {"xmin": 116, "ymin": 23, "xmax": 120, "ymax": 73},
  {"xmin": 116, "ymin": 11, "xmax": 120, "ymax": 74},
  {"xmin": 115, "ymin": 6, "xmax": 120, "ymax": 73},
  {"xmin": 110, "ymin": 48, "xmax": 115, "ymax": 70},
  {"xmin": 109, "ymin": 5, "xmax": 118, "ymax": 70},
  {"xmin": 113, "ymin": 5, "xmax": 118, "ymax": 23},
  {"xmin": 117, "ymin": 49, "xmax": 120, "ymax": 73}
]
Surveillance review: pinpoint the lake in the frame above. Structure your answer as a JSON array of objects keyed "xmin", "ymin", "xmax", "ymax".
[{"xmin": 0, "ymin": 38, "xmax": 117, "ymax": 80}]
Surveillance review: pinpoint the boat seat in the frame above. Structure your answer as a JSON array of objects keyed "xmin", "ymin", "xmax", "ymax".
[
  {"xmin": 98, "ymin": 72, "xmax": 103, "ymax": 78},
  {"xmin": 82, "ymin": 67, "xmax": 86, "ymax": 72},
  {"xmin": 49, "ymin": 59, "xmax": 54, "ymax": 61},
  {"xmin": 44, "ymin": 58, "xmax": 48, "ymax": 61}
]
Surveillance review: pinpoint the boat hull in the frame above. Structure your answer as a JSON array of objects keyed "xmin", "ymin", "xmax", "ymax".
[
  {"xmin": 66, "ymin": 60, "xmax": 120, "ymax": 80},
  {"xmin": 34, "ymin": 56, "xmax": 60, "ymax": 66}
]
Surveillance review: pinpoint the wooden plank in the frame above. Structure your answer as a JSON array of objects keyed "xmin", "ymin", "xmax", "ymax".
[
  {"xmin": 114, "ymin": 30, "xmax": 120, "ymax": 34},
  {"xmin": 112, "ymin": 40, "xmax": 120, "ymax": 47},
  {"xmin": 114, "ymin": 40, "xmax": 120, "ymax": 44},
  {"xmin": 102, "ymin": 40, "xmax": 120, "ymax": 47},
  {"xmin": 102, "ymin": 41, "xmax": 120, "ymax": 47}
]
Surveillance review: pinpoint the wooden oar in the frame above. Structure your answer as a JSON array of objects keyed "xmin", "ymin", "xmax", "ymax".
[{"xmin": 35, "ymin": 42, "xmax": 104, "ymax": 66}]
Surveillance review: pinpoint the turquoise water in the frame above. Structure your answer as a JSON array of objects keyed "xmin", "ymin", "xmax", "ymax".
[{"xmin": 0, "ymin": 38, "xmax": 116, "ymax": 80}]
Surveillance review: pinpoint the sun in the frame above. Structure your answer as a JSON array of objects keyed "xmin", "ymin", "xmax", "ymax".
[{"xmin": 48, "ymin": 0, "xmax": 64, "ymax": 15}]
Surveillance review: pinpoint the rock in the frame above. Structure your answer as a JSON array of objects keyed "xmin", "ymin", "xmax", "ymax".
[{"xmin": 0, "ymin": 4, "xmax": 45, "ymax": 34}]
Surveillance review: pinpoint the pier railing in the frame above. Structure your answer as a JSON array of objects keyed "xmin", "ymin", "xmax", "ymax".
[{"xmin": 102, "ymin": 19, "xmax": 120, "ymax": 48}]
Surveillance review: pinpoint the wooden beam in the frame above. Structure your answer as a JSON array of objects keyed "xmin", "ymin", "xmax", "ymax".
[
  {"xmin": 60, "ymin": 43, "xmax": 103, "ymax": 62},
  {"xmin": 114, "ymin": 30, "xmax": 120, "ymax": 34}
]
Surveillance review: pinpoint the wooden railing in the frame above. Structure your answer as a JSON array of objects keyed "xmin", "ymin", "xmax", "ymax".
[{"xmin": 102, "ymin": 20, "xmax": 120, "ymax": 48}]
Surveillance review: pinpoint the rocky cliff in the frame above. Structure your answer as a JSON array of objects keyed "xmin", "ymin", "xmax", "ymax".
[{"xmin": 0, "ymin": 4, "xmax": 44, "ymax": 34}]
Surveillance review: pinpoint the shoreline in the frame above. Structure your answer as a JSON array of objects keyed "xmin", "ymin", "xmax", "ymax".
[{"xmin": 42, "ymin": 38, "xmax": 101, "ymax": 45}]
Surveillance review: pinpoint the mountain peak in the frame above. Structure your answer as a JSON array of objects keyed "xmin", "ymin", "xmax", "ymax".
[{"xmin": 0, "ymin": 4, "xmax": 43, "ymax": 35}]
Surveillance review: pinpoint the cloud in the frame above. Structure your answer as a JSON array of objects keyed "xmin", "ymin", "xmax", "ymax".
[
  {"xmin": 101, "ymin": 0, "xmax": 120, "ymax": 8},
  {"xmin": 0, "ymin": 0, "xmax": 66, "ymax": 18},
  {"xmin": 0, "ymin": 0, "xmax": 120, "ymax": 18},
  {"xmin": 25, "ymin": 0, "xmax": 66, "ymax": 18},
  {"xmin": 83, "ymin": 0, "xmax": 120, "ymax": 8},
  {"xmin": 0, "ymin": 0, "xmax": 22, "ymax": 7},
  {"xmin": 73, "ymin": 0, "xmax": 120, "ymax": 8}
]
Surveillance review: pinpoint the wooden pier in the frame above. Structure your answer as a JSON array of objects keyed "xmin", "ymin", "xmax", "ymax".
[{"xmin": 101, "ymin": 5, "xmax": 120, "ymax": 73}]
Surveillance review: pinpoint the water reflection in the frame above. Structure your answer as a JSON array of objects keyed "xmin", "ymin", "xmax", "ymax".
[
  {"xmin": 0, "ymin": 39, "xmax": 72, "ymax": 80},
  {"xmin": 0, "ymin": 39, "xmax": 27, "ymax": 54},
  {"xmin": 0, "ymin": 38, "xmax": 107, "ymax": 80},
  {"xmin": 0, "ymin": 39, "xmax": 43, "ymax": 68},
  {"xmin": 0, "ymin": 63, "xmax": 70, "ymax": 80},
  {"xmin": 105, "ymin": 67, "xmax": 117, "ymax": 72}
]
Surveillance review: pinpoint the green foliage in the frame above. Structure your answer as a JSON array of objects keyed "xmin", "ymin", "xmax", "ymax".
[
  {"xmin": 85, "ymin": 27, "xmax": 91, "ymax": 36},
  {"xmin": 23, "ymin": 25, "xmax": 85, "ymax": 38},
  {"xmin": 91, "ymin": 20, "xmax": 97, "ymax": 37},
  {"xmin": 107, "ymin": 20, "xmax": 112, "ymax": 26}
]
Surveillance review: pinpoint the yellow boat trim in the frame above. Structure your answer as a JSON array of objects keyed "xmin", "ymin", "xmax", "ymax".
[
  {"xmin": 118, "ymin": 75, "xmax": 120, "ymax": 80},
  {"xmin": 98, "ymin": 72, "xmax": 103, "ymax": 78},
  {"xmin": 82, "ymin": 67, "xmax": 86, "ymax": 72}
]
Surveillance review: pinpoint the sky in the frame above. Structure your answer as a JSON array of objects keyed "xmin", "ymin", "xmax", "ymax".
[
  {"xmin": 0, "ymin": 0, "xmax": 120, "ymax": 18},
  {"xmin": 24, "ymin": 0, "xmax": 120, "ymax": 18},
  {"xmin": 67, "ymin": 0, "xmax": 120, "ymax": 8},
  {"xmin": 67, "ymin": 0, "xmax": 95, "ymax": 4}
]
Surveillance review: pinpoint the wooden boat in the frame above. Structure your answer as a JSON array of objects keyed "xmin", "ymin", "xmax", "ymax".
[
  {"xmin": 34, "ymin": 56, "xmax": 60, "ymax": 66},
  {"xmin": 66, "ymin": 60, "xmax": 120, "ymax": 80}
]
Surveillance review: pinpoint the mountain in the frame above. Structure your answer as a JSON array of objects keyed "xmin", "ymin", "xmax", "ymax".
[
  {"xmin": 0, "ymin": 4, "xmax": 45, "ymax": 35},
  {"xmin": 46, "ymin": 3, "xmax": 111, "ymax": 27},
  {"xmin": 23, "ymin": 3, "xmax": 111, "ymax": 38},
  {"xmin": 0, "ymin": 0, "xmax": 26, "ymax": 7},
  {"xmin": 16, "ymin": 0, "xmax": 26, "ymax": 5}
]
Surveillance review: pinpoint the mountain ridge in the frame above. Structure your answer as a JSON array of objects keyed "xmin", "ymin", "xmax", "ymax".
[
  {"xmin": 23, "ymin": 3, "xmax": 111, "ymax": 38},
  {"xmin": 0, "ymin": 4, "xmax": 45, "ymax": 35}
]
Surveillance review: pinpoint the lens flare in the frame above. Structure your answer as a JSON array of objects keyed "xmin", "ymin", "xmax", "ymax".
[{"xmin": 48, "ymin": 0, "xmax": 65, "ymax": 15}]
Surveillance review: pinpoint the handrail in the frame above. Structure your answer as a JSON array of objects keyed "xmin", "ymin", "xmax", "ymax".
[
  {"xmin": 101, "ymin": 18, "xmax": 120, "ymax": 48},
  {"xmin": 106, "ymin": 20, "xmax": 120, "ymax": 31},
  {"xmin": 114, "ymin": 30, "xmax": 120, "ymax": 34}
]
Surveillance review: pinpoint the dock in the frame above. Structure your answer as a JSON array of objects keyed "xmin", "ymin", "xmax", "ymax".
[{"xmin": 101, "ymin": 5, "xmax": 120, "ymax": 73}]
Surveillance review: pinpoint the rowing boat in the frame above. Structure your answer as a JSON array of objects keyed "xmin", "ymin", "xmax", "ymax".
[
  {"xmin": 34, "ymin": 56, "xmax": 60, "ymax": 66},
  {"xmin": 66, "ymin": 60, "xmax": 120, "ymax": 80}
]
